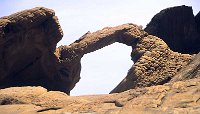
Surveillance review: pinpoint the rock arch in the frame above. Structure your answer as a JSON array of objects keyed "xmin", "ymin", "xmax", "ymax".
[
  {"xmin": 55, "ymin": 23, "xmax": 192, "ymax": 94},
  {"xmin": 0, "ymin": 7, "xmax": 192, "ymax": 95}
]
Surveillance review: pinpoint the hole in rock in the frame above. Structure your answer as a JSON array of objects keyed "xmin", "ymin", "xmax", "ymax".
[{"xmin": 71, "ymin": 43, "xmax": 132, "ymax": 96}]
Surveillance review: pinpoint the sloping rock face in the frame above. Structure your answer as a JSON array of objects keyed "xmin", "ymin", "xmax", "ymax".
[
  {"xmin": 145, "ymin": 5, "xmax": 200, "ymax": 54},
  {"xmin": 0, "ymin": 7, "xmax": 193, "ymax": 94},
  {"xmin": 171, "ymin": 52, "xmax": 200, "ymax": 82},
  {"xmin": 0, "ymin": 7, "xmax": 72, "ymax": 93},
  {"xmin": 0, "ymin": 77, "xmax": 199, "ymax": 114}
]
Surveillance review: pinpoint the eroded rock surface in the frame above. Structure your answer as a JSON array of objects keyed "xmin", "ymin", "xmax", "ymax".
[
  {"xmin": 0, "ymin": 77, "xmax": 199, "ymax": 114},
  {"xmin": 56, "ymin": 23, "xmax": 191, "ymax": 93},
  {"xmin": 56, "ymin": 24, "xmax": 191, "ymax": 93},
  {"xmin": 0, "ymin": 7, "xmax": 72, "ymax": 93},
  {"xmin": 145, "ymin": 5, "xmax": 200, "ymax": 54},
  {"xmin": 0, "ymin": 6, "xmax": 200, "ymax": 114},
  {"xmin": 171, "ymin": 52, "xmax": 200, "ymax": 82},
  {"xmin": 111, "ymin": 35, "xmax": 191, "ymax": 93},
  {"xmin": 0, "ymin": 7, "xmax": 194, "ymax": 94}
]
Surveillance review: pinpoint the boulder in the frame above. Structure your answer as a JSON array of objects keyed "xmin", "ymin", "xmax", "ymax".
[
  {"xmin": 0, "ymin": 7, "xmax": 72, "ymax": 93},
  {"xmin": 145, "ymin": 5, "xmax": 200, "ymax": 54}
]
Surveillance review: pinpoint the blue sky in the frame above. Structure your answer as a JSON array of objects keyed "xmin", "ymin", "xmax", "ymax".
[{"xmin": 1, "ymin": 0, "xmax": 199, "ymax": 95}]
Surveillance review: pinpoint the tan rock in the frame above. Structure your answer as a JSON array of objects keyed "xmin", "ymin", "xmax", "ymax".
[{"xmin": 0, "ymin": 77, "xmax": 199, "ymax": 114}]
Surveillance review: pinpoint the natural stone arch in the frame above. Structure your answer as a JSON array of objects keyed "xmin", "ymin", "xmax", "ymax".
[
  {"xmin": 0, "ymin": 7, "xmax": 192, "ymax": 95},
  {"xmin": 55, "ymin": 23, "xmax": 192, "ymax": 94}
]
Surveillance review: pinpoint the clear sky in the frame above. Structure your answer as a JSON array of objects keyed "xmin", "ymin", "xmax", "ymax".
[{"xmin": 0, "ymin": 0, "xmax": 199, "ymax": 95}]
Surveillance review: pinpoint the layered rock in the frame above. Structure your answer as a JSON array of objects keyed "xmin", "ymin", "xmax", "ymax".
[
  {"xmin": 0, "ymin": 77, "xmax": 199, "ymax": 114},
  {"xmin": 145, "ymin": 5, "xmax": 200, "ymax": 54}
]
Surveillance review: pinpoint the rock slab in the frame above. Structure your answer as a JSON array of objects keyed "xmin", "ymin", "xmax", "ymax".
[{"xmin": 0, "ymin": 77, "xmax": 200, "ymax": 114}]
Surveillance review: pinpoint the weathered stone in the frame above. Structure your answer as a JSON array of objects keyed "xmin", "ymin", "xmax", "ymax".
[
  {"xmin": 145, "ymin": 5, "xmax": 200, "ymax": 54},
  {"xmin": 110, "ymin": 35, "xmax": 191, "ymax": 93},
  {"xmin": 0, "ymin": 77, "xmax": 199, "ymax": 114},
  {"xmin": 171, "ymin": 52, "xmax": 200, "ymax": 82},
  {"xmin": 0, "ymin": 7, "xmax": 72, "ymax": 94},
  {"xmin": 0, "ymin": 6, "xmax": 200, "ymax": 114},
  {"xmin": 0, "ymin": 7, "xmax": 195, "ymax": 95}
]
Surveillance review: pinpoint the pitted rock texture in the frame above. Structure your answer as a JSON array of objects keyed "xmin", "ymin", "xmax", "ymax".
[
  {"xmin": 55, "ymin": 23, "xmax": 148, "ymax": 91},
  {"xmin": 55, "ymin": 23, "xmax": 192, "ymax": 93},
  {"xmin": 145, "ymin": 5, "xmax": 200, "ymax": 54},
  {"xmin": 171, "ymin": 52, "xmax": 200, "ymax": 82},
  {"xmin": 0, "ymin": 77, "xmax": 200, "ymax": 114},
  {"xmin": 111, "ymin": 35, "xmax": 191, "ymax": 93},
  {"xmin": 0, "ymin": 7, "xmax": 72, "ymax": 93}
]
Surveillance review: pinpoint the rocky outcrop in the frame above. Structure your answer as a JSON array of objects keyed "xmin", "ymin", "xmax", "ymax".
[
  {"xmin": 56, "ymin": 24, "xmax": 191, "ymax": 93},
  {"xmin": 0, "ymin": 7, "xmax": 72, "ymax": 93},
  {"xmin": 0, "ymin": 7, "xmax": 193, "ymax": 94},
  {"xmin": 55, "ymin": 23, "xmax": 191, "ymax": 94},
  {"xmin": 110, "ymin": 35, "xmax": 191, "ymax": 93},
  {"xmin": 145, "ymin": 5, "xmax": 200, "ymax": 54},
  {"xmin": 1, "ymin": 51, "xmax": 199, "ymax": 113},
  {"xmin": 0, "ymin": 6, "xmax": 200, "ymax": 114},
  {"xmin": 0, "ymin": 77, "xmax": 199, "ymax": 114}
]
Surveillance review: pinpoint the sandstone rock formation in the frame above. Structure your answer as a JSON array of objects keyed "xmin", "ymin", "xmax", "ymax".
[
  {"xmin": 0, "ymin": 7, "xmax": 193, "ymax": 95},
  {"xmin": 55, "ymin": 23, "xmax": 192, "ymax": 93},
  {"xmin": 0, "ymin": 7, "xmax": 72, "ymax": 93},
  {"xmin": 110, "ymin": 35, "xmax": 191, "ymax": 93},
  {"xmin": 145, "ymin": 5, "xmax": 200, "ymax": 54},
  {"xmin": 0, "ymin": 6, "xmax": 200, "ymax": 114},
  {"xmin": 0, "ymin": 77, "xmax": 200, "ymax": 114},
  {"xmin": 1, "ymin": 52, "xmax": 199, "ymax": 113}
]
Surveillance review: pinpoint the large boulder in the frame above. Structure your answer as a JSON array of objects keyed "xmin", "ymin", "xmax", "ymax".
[
  {"xmin": 145, "ymin": 5, "xmax": 200, "ymax": 54},
  {"xmin": 0, "ymin": 7, "xmax": 72, "ymax": 93}
]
